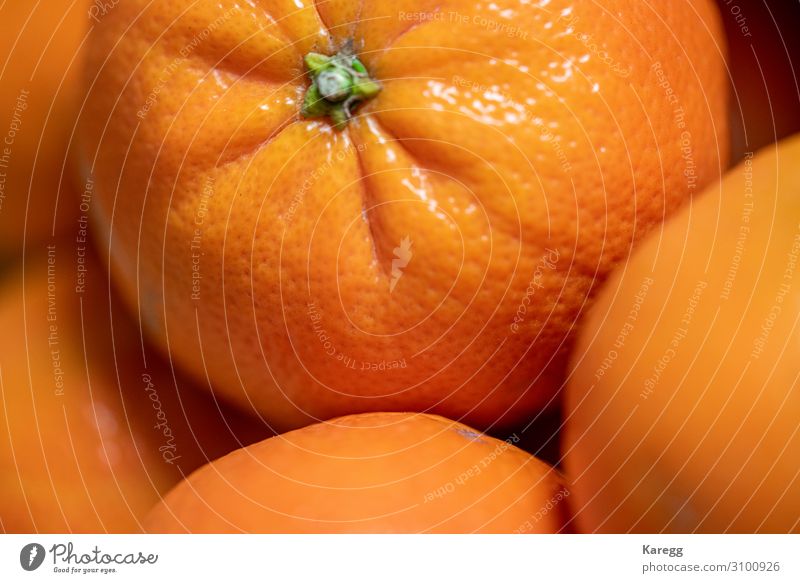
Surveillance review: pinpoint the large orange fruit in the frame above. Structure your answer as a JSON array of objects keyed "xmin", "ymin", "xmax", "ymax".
[
  {"xmin": 0, "ymin": 243, "xmax": 266, "ymax": 533},
  {"xmin": 0, "ymin": 0, "xmax": 87, "ymax": 257},
  {"xmin": 80, "ymin": 1, "xmax": 729, "ymax": 431},
  {"xmin": 145, "ymin": 412, "xmax": 568, "ymax": 533},
  {"xmin": 563, "ymin": 135, "xmax": 800, "ymax": 533}
]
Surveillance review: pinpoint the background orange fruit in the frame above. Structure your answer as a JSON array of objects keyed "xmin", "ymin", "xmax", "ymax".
[
  {"xmin": 0, "ymin": 0, "xmax": 87, "ymax": 258},
  {"xmin": 80, "ymin": 0, "xmax": 729, "ymax": 432},
  {"xmin": 145, "ymin": 412, "xmax": 568, "ymax": 533},
  {"xmin": 0, "ymin": 243, "xmax": 266, "ymax": 533},
  {"xmin": 563, "ymin": 135, "xmax": 800, "ymax": 533}
]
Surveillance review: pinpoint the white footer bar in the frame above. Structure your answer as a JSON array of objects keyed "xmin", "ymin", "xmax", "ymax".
[{"xmin": 1, "ymin": 534, "xmax": 797, "ymax": 582}]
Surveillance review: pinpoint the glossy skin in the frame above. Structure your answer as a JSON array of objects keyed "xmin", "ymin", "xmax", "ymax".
[
  {"xmin": 564, "ymin": 136, "xmax": 800, "ymax": 533},
  {"xmin": 0, "ymin": 0, "xmax": 86, "ymax": 257},
  {"xmin": 81, "ymin": 1, "xmax": 729, "ymax": 431},
  {"xmin": 145, "ymin": 412, "xmax": 568, "ymax": 533},
  {"xmin": 0, "ymin": 245, "xmax": 267, "ymax": 533}
]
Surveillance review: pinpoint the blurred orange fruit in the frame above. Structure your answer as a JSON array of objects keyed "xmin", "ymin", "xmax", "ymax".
[
  {"xmin": 0, "ymin": 243, "xmax": 267, "ymax": 533},
  {"xmin": 81, "ymin": 1, "xmax": 728, "ymax": 431},
  {"xmin": 145, "ymin": 412, "xmax": 568, "ymax": 533},
  {"xmin": 564, "ymin": 135, "xmax": 800, "ymax": 533},
  {"xmin": 0, "ymin": 0, "xmax": 87, "ymax": 257}
]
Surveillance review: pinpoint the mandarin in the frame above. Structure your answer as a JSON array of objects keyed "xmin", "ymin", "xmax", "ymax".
[
  {"xmin": 0, "ymin": 0, "xmax": 88, "ymax": 256},
  {"xmin": 0, "ymin": 243, "xmax": 266, "ymax": 533},
  {"xmin": 80, "ymin": 0, "xmax": 729, "ymax": 431},
  {"xmin": 564, "ymin": 135, "xmax": 800, "ymax": 533},
  {"xmin": 145, "ymin": 412, "xmax": 568, "ymax": 533}
]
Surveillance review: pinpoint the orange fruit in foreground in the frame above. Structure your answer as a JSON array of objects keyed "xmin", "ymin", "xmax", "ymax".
[
  {"xmin": 81, "ymin": 1, "xmax": 729, "ymax": 431},
  {"xmin": 0, "ymin": 243, "xmax": 266, "ymax": 533},
  {"xmin": 564, "ymin": 135, "xmax": 800, "ymax": 533},
  {"xmin": 0, "ymin": 0, "xmax": 87, "ymax": 257},
  {"xmin": 145, "ymin": 412, "xmax": 568, "ymax": 533}
]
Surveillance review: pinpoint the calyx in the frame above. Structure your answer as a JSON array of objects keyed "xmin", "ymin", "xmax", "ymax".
[{"xmin": 301, "ymin": 42, "xmax": 381, "ymax": 128}]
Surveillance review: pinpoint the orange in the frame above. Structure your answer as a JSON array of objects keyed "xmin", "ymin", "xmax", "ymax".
[
  {"xmin": 145, "ymin": 412, "xmax": 568, "ymax": 533},
  {"xmin": 0, "ymin": 242, "xmax": 267, "ymax": 533},
  {"xmin": 80, "ymin": 1, "xmax": 729, "ymax": 431},
  {"xmin": 563, "ymin": 135, "xmax": 800, "ymax": 533},
  {"xmin": 0, "ymin": 0, "xmax": 87, "ymax": 257}
]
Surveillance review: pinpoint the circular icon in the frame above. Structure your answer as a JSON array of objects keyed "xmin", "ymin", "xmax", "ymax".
[{"xmin": 20, "ymin": 543, "xmax": 46, "ymax": 571}]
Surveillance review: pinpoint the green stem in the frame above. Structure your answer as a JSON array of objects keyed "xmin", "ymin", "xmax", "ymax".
[{"xmin": 301, "ymin": 43, "xmax": 381, "ymax": 129}]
